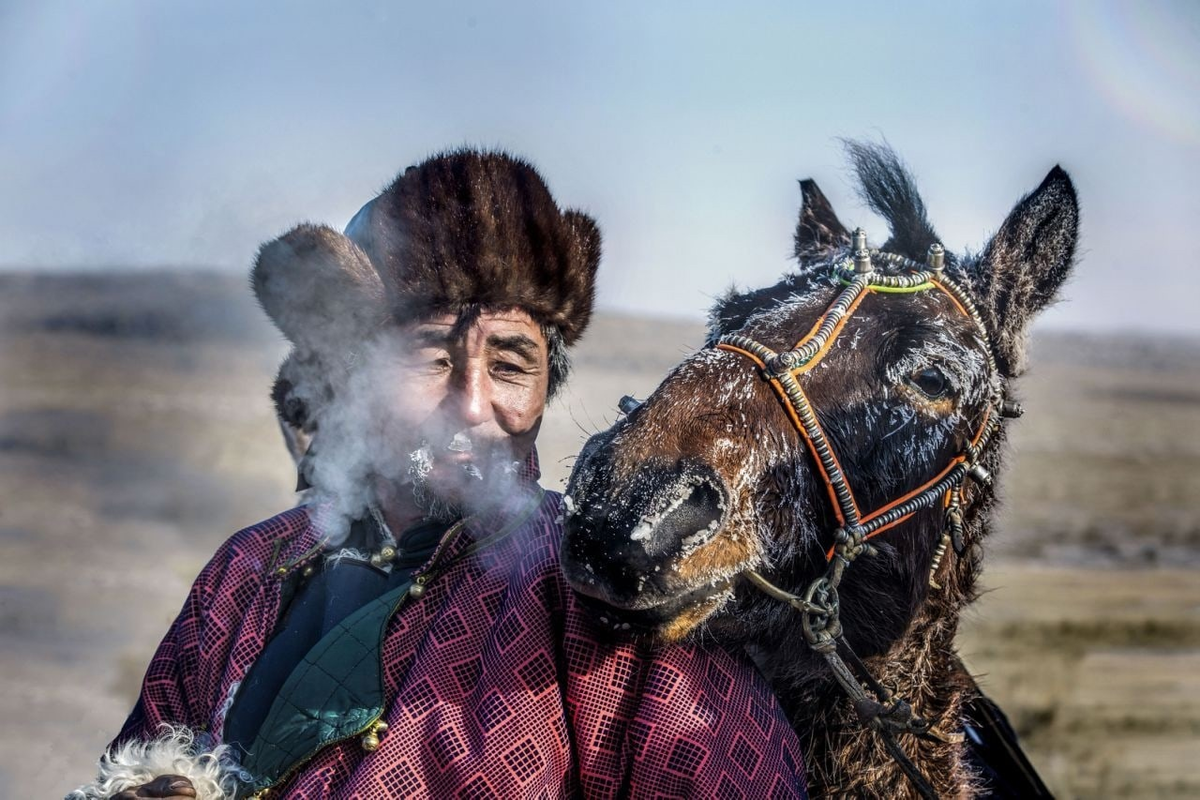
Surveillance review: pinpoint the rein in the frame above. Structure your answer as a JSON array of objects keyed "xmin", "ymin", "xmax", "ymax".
[{"xmin": 716, "ymin": 232, "xmax": 1017, "ymax": 799}]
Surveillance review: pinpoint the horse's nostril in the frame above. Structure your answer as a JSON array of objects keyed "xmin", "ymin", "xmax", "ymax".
[
  {"xmin": 561, "ymin": 469, "xmax": 731, "ymax": 608},
  {"xmin": 635, "ymin": 476, "xmax": 727, "ymax": 559},
  {"xmin": 668, "ymin": 481, "xmax": 724, "ymax": 549}
]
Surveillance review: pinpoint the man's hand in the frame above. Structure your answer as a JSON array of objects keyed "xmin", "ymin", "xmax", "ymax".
[{"xmin": 112, "ymin": 775, "xmax": 196, "ymax": 799}]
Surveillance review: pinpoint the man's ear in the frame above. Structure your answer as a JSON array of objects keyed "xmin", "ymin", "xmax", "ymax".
[
  {"xmin": 972, "ymin": 166, "xmax": 1080, "ymax": 376},
  {"xmin": 794, "ymin": 179, "xmax": 850, "ymax": 258}
]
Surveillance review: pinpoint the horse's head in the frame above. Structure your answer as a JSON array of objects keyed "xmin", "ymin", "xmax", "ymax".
[{"xmin": 562, "ymin": 144, "xmax": 1078, "ymax": 658}]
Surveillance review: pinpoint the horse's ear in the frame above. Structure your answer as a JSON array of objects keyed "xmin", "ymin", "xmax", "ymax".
[
  {"xmin": 973, "ymin": 166, "xmax": 1079, "ymax": 376},
  {"xmin": 794, "ymin": 179, "xmax": 850, "ymax": 258}
]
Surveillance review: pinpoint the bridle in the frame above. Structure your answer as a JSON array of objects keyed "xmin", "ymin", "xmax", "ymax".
[{"xmin": 714, "ymin": 230, "xmax": 1019, "ymax": 799}]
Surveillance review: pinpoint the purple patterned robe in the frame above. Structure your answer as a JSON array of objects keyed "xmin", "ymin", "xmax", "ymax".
[{"xmin": 116, "ymin": 491, "xmax": 807, "ymax": 798}]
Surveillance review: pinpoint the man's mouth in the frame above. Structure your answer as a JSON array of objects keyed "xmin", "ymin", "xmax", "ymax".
[
  {"xmin": 441, "ymin": 435, "xmax": 484, "ymax": 472},
  {"xmin": 412, "ymin": 437, "xmax": 499, "ymax": 480},
  {"xmin": 447, "ymin": 432, "xmax": 473, "ymax": 453},
  {"xmin": 404, "ymin": 434, "xmax": 525, "ymax": 494}
]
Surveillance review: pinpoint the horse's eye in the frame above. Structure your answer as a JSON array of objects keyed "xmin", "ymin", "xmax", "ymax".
[{"xmin": 909, "ymin": 366, "xmax": 950, "ymax": 399}]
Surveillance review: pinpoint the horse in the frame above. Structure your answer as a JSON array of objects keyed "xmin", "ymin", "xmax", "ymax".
[{"xmin": 560, "ymin": 142, "xmax": 1078, "ymax": 798}]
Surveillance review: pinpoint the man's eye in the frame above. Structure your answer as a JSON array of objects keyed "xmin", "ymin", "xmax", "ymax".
[
  {"xmin": 908, "ymin": 366, "xmax": 950, "ymax": 399},
  {"xmin": 493, "ymin": 362, "xmax": 524, "ymax": 375}
]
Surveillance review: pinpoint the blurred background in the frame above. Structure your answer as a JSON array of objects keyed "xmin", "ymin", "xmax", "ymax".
[{"xmin": 1, "ymin": 1, "xmax": 1197, "ymax": 796}]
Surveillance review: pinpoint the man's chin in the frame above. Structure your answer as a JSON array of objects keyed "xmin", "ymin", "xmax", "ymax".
[
  {"xmin": 412, "ymin": 462, "xmax": 499, "ymax": 516},
  {"xmin": 409, "ymin": 476, "xmax": 466, "ymax": 522}
]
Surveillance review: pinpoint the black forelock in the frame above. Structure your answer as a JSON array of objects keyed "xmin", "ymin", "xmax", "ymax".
[{"xmin": 843, "ymin": 140, "xmax": 941, "ymax": 261}]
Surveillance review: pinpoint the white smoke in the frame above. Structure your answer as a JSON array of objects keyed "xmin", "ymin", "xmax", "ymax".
[{"xmin": 290, "ymin": 330, "xmax": 531, "ymax": 548}]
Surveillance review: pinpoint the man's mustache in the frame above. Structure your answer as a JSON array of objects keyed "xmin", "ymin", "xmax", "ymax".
[
  {"xmin": 410, "ymin": 433, "xmax": 515, "ymax": 463},
  {"xmin": 405, "ymin": 435, "xmax": 518, "ymax": 488}
]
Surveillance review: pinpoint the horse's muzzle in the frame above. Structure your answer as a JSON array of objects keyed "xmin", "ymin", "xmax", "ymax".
[{"xmin": 561, "ymin": 464, "xmax": 729, "ymax": 610}]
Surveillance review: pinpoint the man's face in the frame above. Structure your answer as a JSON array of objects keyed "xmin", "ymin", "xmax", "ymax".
[{"xmin": 372, "ymin": 308, "xmax": 549, "ymax": 514}]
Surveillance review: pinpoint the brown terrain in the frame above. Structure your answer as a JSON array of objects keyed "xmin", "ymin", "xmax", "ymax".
[{"xmin": 1, "ymin": 271, "xmax": 1197, "ymax": 798}]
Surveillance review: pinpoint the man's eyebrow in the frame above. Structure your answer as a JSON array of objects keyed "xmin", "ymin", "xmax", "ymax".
[
  {"xmin": 487, "ymin": 333, "xmax": 542, "ymax": 363},
  {"xmin": 411, "ymin": 328, "xmax": 454, "ymax": 349}
]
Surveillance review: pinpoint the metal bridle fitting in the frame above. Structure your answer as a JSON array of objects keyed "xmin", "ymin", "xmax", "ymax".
[
  {"xmin": 967, "ymin": 462, "xmax": 993, "ymax": 486},
  {"xmin": 618, "ymin": 395, "xmax": 643, "ymax": 415},
  {"xmin": 926, "ymin": 242, "xmax": 945, "ymax": 273},
  {"xmin": 852, "ymin": 228, "xmax": 874, "ymax": 274},
  {"xmin": 1001, "ymin": 399, "xmax": 1024, "ymax": 418},
  {"xmin": 768, "ymin": 350, "xmax": 803, "ymax": 374}
]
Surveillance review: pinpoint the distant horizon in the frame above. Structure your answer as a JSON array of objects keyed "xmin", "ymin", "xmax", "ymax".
[{"xmin": 3, "ymin": 263, "xmax": 1196, "ymax": 341}]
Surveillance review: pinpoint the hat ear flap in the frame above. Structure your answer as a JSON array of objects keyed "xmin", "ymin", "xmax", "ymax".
[
  {"xmin": 271, "ymin": 349, "xmax": 330, "ymax": 432},
  {"xmin": 252, "ymin": 224, "xmax": 387, "ymax": 351},
  {"xmin": 558, "ymin": 209, "xmax": 601, "ymax": 345}
]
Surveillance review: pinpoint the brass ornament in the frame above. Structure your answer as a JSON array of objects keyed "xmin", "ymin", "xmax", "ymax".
[{"xmin": 361, "ymin": 720, "xmax": 389, "ymax": 753}]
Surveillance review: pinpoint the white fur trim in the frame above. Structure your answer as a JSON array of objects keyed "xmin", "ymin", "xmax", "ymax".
[{"xmin": 67, "ymin": 725, "xmax": 246, "ymax": 800}]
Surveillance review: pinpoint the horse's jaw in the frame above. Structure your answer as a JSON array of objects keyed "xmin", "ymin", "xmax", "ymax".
[
  {"xmin": 559, "ymin": 512, "xmax": 743, "ymax": 642},
  {"xmin": 563, "ymin": 578, "xmax": 736, "ymax": 643}
]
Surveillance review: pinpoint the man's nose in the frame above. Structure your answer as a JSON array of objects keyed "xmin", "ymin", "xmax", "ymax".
[{"xmin": 455, "ymin": 362, "xmax": 493, "ymax": 426}]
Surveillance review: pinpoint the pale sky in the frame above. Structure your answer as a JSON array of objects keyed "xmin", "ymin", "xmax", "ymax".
[{"xmin": 1, "ymin": 0, "xmax": 1197, "ymax": 332}]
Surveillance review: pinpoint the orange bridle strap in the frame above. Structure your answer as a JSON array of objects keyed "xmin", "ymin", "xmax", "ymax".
[{"xmin": 716, "ymin": 258, "xmax": 1001, "ymax": 563}]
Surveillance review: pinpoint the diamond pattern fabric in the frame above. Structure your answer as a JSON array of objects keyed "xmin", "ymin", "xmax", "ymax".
[{"xmin": 114, "ymin": 492, "xmax": 808, "ymax": 798}]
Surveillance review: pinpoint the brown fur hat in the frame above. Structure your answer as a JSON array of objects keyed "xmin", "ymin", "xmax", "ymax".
[
  {"xmin": 253, "ymin": 149, "xmax": 601, "ymax": 434},
  {"xmin": 345, "ymin": 149, "xmax": 601, "ymax": 345},
  {"xmin": 254, "ymin": 149, "xmax": 600, "ymax": 350}
]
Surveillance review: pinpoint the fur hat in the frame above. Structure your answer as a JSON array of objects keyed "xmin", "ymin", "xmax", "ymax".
[
  {"xmin": 253, "ymin": 149, "xmax": 602, "ymax": 433},
  {"xmin": 342, "ymin": 150, "xmax": 601, "ymax": 344}
]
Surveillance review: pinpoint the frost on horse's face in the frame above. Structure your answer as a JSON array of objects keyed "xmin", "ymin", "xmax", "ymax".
[
  {"xmin": 560, "ymin": 145, "xmax": 1077, "ymax": 657},
  {"xmin": 561, "ymin": 264, "xmax": 993, "ymax": 646}
]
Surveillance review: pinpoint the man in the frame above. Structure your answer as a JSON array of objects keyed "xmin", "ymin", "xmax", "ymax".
[{"xmin": 75, "ymin": 151, "xmax": 808, "ymax": 798}]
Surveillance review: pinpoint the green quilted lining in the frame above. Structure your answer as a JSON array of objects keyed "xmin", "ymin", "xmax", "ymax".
[{"xmin": 241, "ymin": 581, "xmax": 412, "ymax": 791}]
